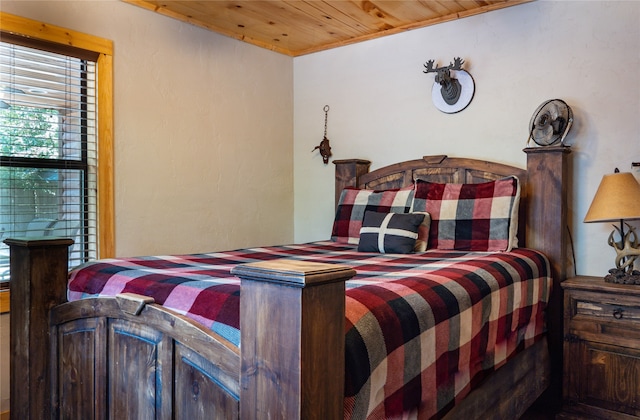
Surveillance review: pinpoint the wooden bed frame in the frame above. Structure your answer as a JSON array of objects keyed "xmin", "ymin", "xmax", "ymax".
[{"xmin": 6, "ymin": 146, "xmax": 570, "ymax": 419}]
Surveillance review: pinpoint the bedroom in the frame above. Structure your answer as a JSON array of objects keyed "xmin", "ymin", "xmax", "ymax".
[{"xmin": 0, "ymin": 0, "xmax": 639, "ymax": 418}]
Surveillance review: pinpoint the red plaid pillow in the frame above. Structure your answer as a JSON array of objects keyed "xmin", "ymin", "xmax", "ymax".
[
  {"xmin": 331, "ymin": 185, "xmax": 415, "ymax": 244},
  {"xmin": 411, "ymin": 176, "xmax": 520, "ymax": 251},
  {"xmin": 413, "ymin": 212, "xmax": 431, "ymax": 252}
]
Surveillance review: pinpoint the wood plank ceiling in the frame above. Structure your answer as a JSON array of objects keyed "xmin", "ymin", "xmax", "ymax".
[{"xmin": 123, "ymin": 0, "xmax": 533, "ymax": 56}]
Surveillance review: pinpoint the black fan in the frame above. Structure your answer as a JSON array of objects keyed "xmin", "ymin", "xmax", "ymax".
[{"xmin": 528, "ymin": 99, "xmax": 573, "ymax": 146}]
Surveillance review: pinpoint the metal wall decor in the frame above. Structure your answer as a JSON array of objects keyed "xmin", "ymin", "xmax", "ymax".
[
  {"xmin": 423, "ymin": 57, "xmax": 475, "ymax": 113},
  {"xmin": 312, "ymin": 105, "xmax": 333, "ymax": 164}
]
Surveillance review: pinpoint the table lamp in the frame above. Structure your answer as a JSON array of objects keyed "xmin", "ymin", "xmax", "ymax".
[{"xmin": 584, "ymin": 169, "xmax": 640, "ymax": 284}]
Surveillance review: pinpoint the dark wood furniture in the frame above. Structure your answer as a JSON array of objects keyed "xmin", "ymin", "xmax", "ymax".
[
  {"xmin": 561, "ymin": 276, "xmax": 640, "ymax": 419},
  {"xmin": 7, "ymin": 147, "xmax": 571, "ymax": 419}
]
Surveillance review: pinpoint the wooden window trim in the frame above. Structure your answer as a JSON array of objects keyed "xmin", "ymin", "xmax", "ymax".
[
  {"xmin": 0, "ymin": 289, "xmax": 8, "ymax": 313},
  {"xmin": 0, "ymin": 13, "xmax": 115, "ymax": 309}
]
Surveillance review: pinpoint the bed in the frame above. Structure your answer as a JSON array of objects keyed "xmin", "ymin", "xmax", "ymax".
[{"xmin": 6, "ymin": 146, "xmax": 571, "ymax": 419}]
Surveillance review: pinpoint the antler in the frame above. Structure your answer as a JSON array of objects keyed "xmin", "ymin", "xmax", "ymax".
[
  {"xmin": 423, "ymin": 57, "xmax": 465, "ymax": 75},
  {"xmin": 608, "ymin": 223, "xmax": 640, "ymax": 272},
  {"xmin": 423, "ymin": 59, "xmax": 436, "ymax": 74},
  {"xmin": 449, "ymin": 57, "xmax": 464, "ymax": 71}
]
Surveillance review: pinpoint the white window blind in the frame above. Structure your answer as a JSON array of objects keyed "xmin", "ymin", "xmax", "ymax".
[{"xmin": 0, "ymin": 41, "xmax": 98, "ymax": 281}]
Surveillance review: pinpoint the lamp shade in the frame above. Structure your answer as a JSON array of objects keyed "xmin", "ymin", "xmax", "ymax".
[{"xmin": 584, "ymin": 172, "xmax": 640, "ymax": 223}]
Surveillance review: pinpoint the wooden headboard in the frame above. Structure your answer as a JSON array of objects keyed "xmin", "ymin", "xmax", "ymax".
[{"xmin": 334, "ymin": 146, "xmax": 572, "ymax": 410}]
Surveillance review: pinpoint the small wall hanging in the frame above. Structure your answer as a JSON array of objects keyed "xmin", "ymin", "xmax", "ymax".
[
  {"xmin": 423, "ymin": 57, "xmax": 475, "ymax": 114},
  {"xmin": 312, "ymin": 105, "xmax": 333, "ymax": 164}
]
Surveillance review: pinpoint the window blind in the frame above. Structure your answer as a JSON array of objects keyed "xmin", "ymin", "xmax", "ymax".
[{"xmin": 0, "ymin": 41, "xmax": 98, "ymax": 280}]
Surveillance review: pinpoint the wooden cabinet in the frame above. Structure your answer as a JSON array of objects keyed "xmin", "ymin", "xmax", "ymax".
[{"xmin": 561, "ymin": 276, "xmax": 640, "ymax": 419}]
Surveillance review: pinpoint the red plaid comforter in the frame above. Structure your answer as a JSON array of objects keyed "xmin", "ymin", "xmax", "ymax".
[{"xmin": 68, "ymin": 241, "xmax": 551, "ymax": 419}]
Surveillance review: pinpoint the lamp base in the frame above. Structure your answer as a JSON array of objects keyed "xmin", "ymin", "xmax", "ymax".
[{"xmin": 604, "ymin": 268, "xmax": 640, "ymax": 285}]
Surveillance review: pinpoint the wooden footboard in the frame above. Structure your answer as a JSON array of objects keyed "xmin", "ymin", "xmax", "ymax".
[
  {"xmin": 7, "ymin": 238, "xmax": 72, "ymax": 420},
  {"xmin": 233, "ymin": 260, "xmax": 353, "ymax": 419},
  {"xmin": 6, "ymin": 238, "xmax": 355, "ymax": 419},
  {"xmin": 50, "ymin": 294, "xmax": 241, "ymax": 418}
]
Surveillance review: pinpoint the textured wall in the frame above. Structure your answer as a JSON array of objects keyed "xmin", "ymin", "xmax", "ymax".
[
  {"xmin": 293, "ymin": 0, "xmax": 640, "ymax": 277},
  {"xmin": 2, "ymin": 0, "xmax": 294, "ymax": 257}
]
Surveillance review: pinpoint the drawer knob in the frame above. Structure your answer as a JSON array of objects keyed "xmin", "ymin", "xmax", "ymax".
[{"xmin": 613, "ymin": 308, "xmax": 624, "ymax": 319}]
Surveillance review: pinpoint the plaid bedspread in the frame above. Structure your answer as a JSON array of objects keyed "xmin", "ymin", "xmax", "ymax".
[{"xmin": 68, "ymin": 241, "xmax": 551, "ymax": 419}]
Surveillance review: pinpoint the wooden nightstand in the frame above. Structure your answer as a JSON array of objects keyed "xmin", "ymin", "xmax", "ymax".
[{"xmin": 560, "ymin": 276, "xmax": 640, "ymax": 419}]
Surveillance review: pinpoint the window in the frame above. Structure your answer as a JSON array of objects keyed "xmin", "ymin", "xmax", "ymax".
[
  {"xmin": 0, "ymin": 42, "xmax": 97, "ymax": 278},
  {"xmin": 0, "ymin": 13, "xmax": 114, "ymax": 286}
]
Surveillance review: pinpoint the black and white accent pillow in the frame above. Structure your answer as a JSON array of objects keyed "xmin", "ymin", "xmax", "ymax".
[{"xmin": 358, "ymin": 211, "xmax": 425, "ymax": 254}]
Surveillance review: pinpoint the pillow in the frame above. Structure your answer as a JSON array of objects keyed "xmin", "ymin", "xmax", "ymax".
[
  {"xmin": 358, "ymin": 211, "xmax": 425, "ymax": 254},
  {"xmin": 413, "ymin": 212, "xmax": 431, "ymax": 252},
  {"xmin": 411, "ymin": 176, "xmax": 520, "ymax": 252},
  {"xmin": 331, "ymin": 185, "xmax": 414, "ymax": 244}
]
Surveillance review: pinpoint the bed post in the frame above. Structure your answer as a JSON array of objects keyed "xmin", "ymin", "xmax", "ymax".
[
  {"xmin": 333, "ymin": 159, "xmax": 371, "ymax": 208},
  {"xmin": 4, "ymin": 237, "xmax": 73, "ymax": 420},
  {"xmin": 232, "ymin": 260, "xmax": 356, "ymax": 420},
  {"xmin": 524, "ymin": 146, "xmax": 571, "ymax": 411}
]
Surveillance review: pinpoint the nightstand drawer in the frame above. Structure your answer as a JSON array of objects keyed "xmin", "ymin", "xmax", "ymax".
[{"xmin": 575, "ymin": 299, "xmax": 640, "ymax": 323}]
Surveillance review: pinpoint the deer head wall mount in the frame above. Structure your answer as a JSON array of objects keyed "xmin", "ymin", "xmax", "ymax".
[{"xmin": 423, "ymin": 57, "xmax": 475, "ymax": 114}]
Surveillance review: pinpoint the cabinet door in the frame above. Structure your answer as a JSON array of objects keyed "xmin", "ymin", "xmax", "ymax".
[{"xmin": 567, "ymin": 339, "xmax": 640, "ymax": 417}]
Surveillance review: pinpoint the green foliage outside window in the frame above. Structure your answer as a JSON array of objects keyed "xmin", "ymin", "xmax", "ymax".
[{"xmin": 0, "ymin": 104, "xmax": 60, "ymax": 195}]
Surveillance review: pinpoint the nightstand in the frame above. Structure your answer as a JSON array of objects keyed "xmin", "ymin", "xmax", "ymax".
[{"xmin": 560, "ymin": 276, "xmax": 640, "ymax": 419}]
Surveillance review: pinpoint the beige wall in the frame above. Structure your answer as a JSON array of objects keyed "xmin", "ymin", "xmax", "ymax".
[
  {"xmin": 1, "ymin": 0, "xmax": 295, "ymax": 257},
  {"xmin": 293, "ymin": 1, "xmax": 640, "ymax": 277}
]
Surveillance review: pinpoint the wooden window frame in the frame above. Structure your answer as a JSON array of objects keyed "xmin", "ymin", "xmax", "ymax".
[
  {"xmin": 0, "ymin": 12, "xmax": 114, "ymax": 310},
  {"xmin": 0, "ymin": 285, "xmax": 7, "ymax": 313}
]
